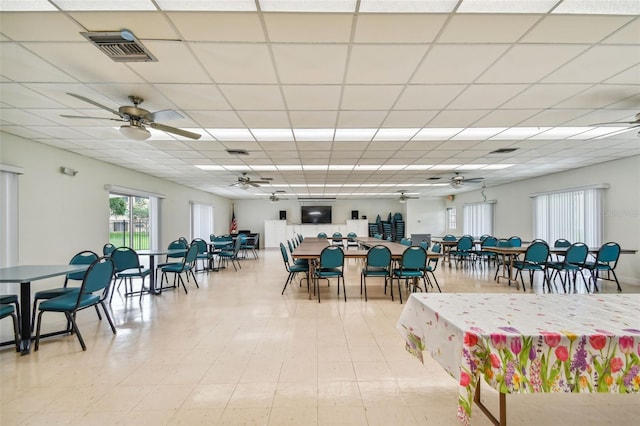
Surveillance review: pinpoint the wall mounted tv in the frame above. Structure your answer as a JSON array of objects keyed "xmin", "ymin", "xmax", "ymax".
[{"xmin": 301, "ymin": 205, "xmax": 332, "ymax": 224}]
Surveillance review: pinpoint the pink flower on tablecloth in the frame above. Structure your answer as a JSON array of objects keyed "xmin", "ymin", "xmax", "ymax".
[
  {"xmin": 510, "ymin": 337, "xmax": 522, "ymax": 355},
  {"xmin": 460, "ymin": 371, "xmax": 471, "ymax": 387},
  {"xmin": 490, "ymin": 333, "xmax": 507, "ymax": 350},
  {"xmin": 590, "ymin": 334, "xmax": 607, "ymax": 351},
  {"xmin": 619, "ymin": 336, "xmax": 634, "ymax": 355},
  {"xmin": 611, "ymin": 357, "xmax": 623, "ymax": 373},
  {"xmin": 555, "ymin": 345, "xmax": 569, "ymax": 362},
  {"xmin": 464, "ymin": 332, "xmax": 478, "ymax": 347},
  {"xmin": 490, "ymin": 353, "xmax": 501, "ymax": 368},
  {"xmin": 541, "ymin": 331, "xmax": 561, "ymax": 348}
]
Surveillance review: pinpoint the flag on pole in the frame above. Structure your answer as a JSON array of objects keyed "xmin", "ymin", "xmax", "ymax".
[{"xmin": 230, "ymin": 205, "xmax": 237, "ymax": 234}]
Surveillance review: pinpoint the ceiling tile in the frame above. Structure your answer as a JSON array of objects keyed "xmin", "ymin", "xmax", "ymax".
[
  {"xmin": 0, "ymin": 12, "xmax": 86, "ymax": 41},
  {"xmin": 542, "ymin": 45, "xmax": 640, "ymax": 83},
  {"xmin": 605, "ymin": 64, "xmax": 640, "ymax": 84},
  {"xmin": 472, "ymin": 109, "xmax": 539, "ymax": 127},
  {"xmin": 219, "ymin": 85, "xmax": 285, "ymax": 110},
  {"xmin": 288, "ymin": 111, "xmax": 338, "ymax": 127},
  {"xmin": 272, "ymin": 44, "xmax": 349, "ymax": 84},
  {"xmin": 502, "ymin": 84, "xmax": 591, "ymax": 109},
  {"xmin": 353, "ymin": 13, "xmax": 446, "ymax": 43},
  {"xmin": 412, "ymin": 44, "xmax": 509, "ymax": 84},
  {"xmin": 336, "ymin": 110, "xmax": 387, "ymax": 127},
  {"xmin": 192, "ymin": 43, "xmax": 277, "ymax": 84},
  {"xmin": 395, "ymin": 85, "xmax": 466, "ymax": 109},
  {"xmin": 128, "ymin": 41, "xmax": 211, "ymax": 83},
  {"xmin": 448, "ymin": 84, "xmax": 529, "ymax": 109},
  {"xmin": 382, "ymin": 110, "xmax": 438, "ymax": 127},
  {"xmin": 167, "ymin": 12, "xmax": 265, "ymax": 41},
  {"xmin": 154, "ymin": 84, "xmax": 230, "ymax": 109},
  {"xmin": 439, "ymin": 14, "xmax": 540, "ymax": 43},
  {"xmin": 281, "ymin": 85, "xmax": 342, "ymax": 110},
  {"xmin": 522, "ymin": 15, "xmax": 633, "ymax": 43},
  {"xmin": 555, "ymin": 84, "xmax": 640, "ymax": 109},
  {"xmin": 426, "ymin": 110, "xmax": 489, "ymax": 127},
  {"xmin": 1, "ymin": 43, "xmax": 77, "ymax": 82},
  {"xmin": 478, "ymin": 45, "xmax": 588, "ymax": 84},
  {"xmin": 70, "ymin": 11, "xmax": 179, "ymax": 39},
  {"xmin": 341, "ymin": 85, "xmax": 403, "ymax": 110},
  {"xmin": 345, "ymin": 45, "xmax": 427, "ymax": 84},
  {"xmin": 264, "ymin": 13, "xmax": 353, "ymax": 42},
  {"xmin": 237, "ymin": 110, "xmax": 290, "ymax": 127},
  {"xmin": 189, "ymin": 110, "xmax": 244, "ymax": 127},
  {"xmin": 602, "ymin": 18, "xmax": 640, "ymax": 44}
]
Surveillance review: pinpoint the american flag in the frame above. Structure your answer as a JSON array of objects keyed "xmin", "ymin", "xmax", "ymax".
[{"xmin": 230, "ymin": 205, "xmax": 237, "ymax": 234}]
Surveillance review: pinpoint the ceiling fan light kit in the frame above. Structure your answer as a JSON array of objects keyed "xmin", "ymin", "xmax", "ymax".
[{"xmin": 119, "ymin": 124, "xmax": 151, "ymax": 140}]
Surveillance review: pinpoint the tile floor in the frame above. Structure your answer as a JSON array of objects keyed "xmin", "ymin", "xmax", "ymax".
[{"xmin": 1, "ymin": 249, "xmax": 639, "ymax": 425}]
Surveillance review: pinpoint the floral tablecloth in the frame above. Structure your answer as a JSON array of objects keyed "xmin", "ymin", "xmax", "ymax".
[{"xmin": 397, "ymin": 293, "xmax": 640, "ymax": 425}]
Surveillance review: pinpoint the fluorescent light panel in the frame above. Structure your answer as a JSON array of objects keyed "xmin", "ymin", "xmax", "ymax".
[
  {"xmin": 552, "ymin": 0, "xmax": 640, "ymax": 15},
  {"xmin": 206, "ymin": 128, "xmax": 255, "ymax": 141},
  {"xmin": 195, "ymin": 165, "xmax": 225, "ymax": 171},
  {"xmin": 374, "ymin": 128, "xmax": 419, "ymax": 141},
  {"xmin": 334, "ymin": 128, "xmax": 376, "ymax": 141},
  {"xmin": 155, "ymin": 0, "xmax": 257, "ymax": 10},
  {"xmin": 359, "ymin": 0, "xmax": 459, "ymax": 13},
  {"xmin": 259, "ymin": 0, "xmax": 357, "ymax": 12},
  {"xmin": 1, "ymin": 0, "xmax": 57, "ymax": 10},
  {"xmin": 457, "ymin": 0, "xmax": 558, "ymax": 13},
  {"xmin": 530, "ymin": 127, "xmax": 592, "ymax": 139},
  {"xmin": 490, "ymin": 127, "xmax": 550, "ymax": 140},
  {"xmin": 294, "ymin": 128, "xmax": 334, "ymax": 141},
  {"xmin": 50, "ymin": 0, "xmax": 156, "ymax": 10},
  {"xmin": 412, "ymin": 128, "xmax": 463, "ymax": 140},
  {"xmin": 453, "ymin": 128, "xmax": 507, "ymax": 140},
  {"xmin": 251, "ymin": 128, "xmax": 294, "ymax": 141},
  {"xmin": 378, "ymin": 165, "xmax": 408, "ymax": 170},
  {"xmin": 404, "ymin": 165, "xmax": 435, "ymax": 170}
]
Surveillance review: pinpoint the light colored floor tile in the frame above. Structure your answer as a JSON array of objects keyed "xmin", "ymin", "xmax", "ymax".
[{"xmin": 1, "ymin": 248, "xmax": 638, "ymax": 426}]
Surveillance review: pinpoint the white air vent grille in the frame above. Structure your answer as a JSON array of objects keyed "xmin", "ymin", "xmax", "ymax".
[{"xmin": 81, "ymin": 31, "xmax": 157, "ymax": 62}]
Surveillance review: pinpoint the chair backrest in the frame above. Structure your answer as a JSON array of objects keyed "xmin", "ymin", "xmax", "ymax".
[
  {"xmin": 237, "ymin": 233, "xmax": 248, "ymax": 244},
  {"xmin": 347, "ymin": 232, "xmax": 357, "ymax": 240},
  {"xmin": 374, "ymin": 233, "xmax": 383, "ymax": 239},
  {"xmin": 319, "ymin": 246, "xmax": 344, "ymax": 269},
  {"xmin": 524, "ymin": 241, "xmax": 549, "ymax": 264},
  {"xmin": 80, "ymin": 257, "xmax": 115, "ymax": 296},
  {"xmin": 456, "ymin": 236, "xmax": 473, "ymax": 251},
  {"xmin": 554, "ymin": 238, "xmax": 571, "ymax": 248},
  {"xmin": 317, "ymin": 232, "xmax": 327, "ymax": 238},
  {"xmin": 496, "ymin": 239, "xmax": 512, "ymax": 248},
  {"xmin": 102, "ymin": 243, "xmax": 116, "ymax": 256},
  {"xmin": 479, "ymin": 234, "xmax": 491, "ymax": 242},
  {"xmin": 482, "ymin": 237, "xmax": 498, "ymax": 248},
  {"xmin": 210, "ymin": 234, "xmax": 216, "ymax": 242},
  {"xmin": 279, "ymin": 243, "xmax": 290, "ymax": 266},
  {"xmin": 508, "ymin": 236, "xmax": 522, "ymax": 247},
  {"xmin": 287, "ymin": 239, "xmax": 295, "ymax": 255},
  {"xmin": 400, "ymin": 246, "xmax": 427, "ymax": 270},
  {"xmin": 232, "ymin": 236, "xmax": 242, "ymax": 254},
  {"xmin": 400, "ymin": 238, "xmax": 412, "ymax": 246},
  {"xmin": 298, "ymin": 234, "xmax": 304, "ymax": 242},
  {"xmin": 167, "ymin": 239, "xmax": 188, "ymax": 259},
  {"xmin": 419, "ymin": 240, "xmax": 429, "ymax": 250},
  {"xmin": 332, "ymin": 232, "xmax": 343, "ymax": 242},
  {"xmin": 178, "ymin": 237, "xmax": 189, "ymax": 246},
  {"xmin": 431, "ymin": 243, "xmax": 441, "ymax": 254},
  {"xmin": 191, "ymin": 238, "xmax": 208, "ymax": 254},
  {"xmin": 596, "ymin": 242, "xmax": 621, "ymax": 266},
  {"xmin": 111, "ymin": 247, "xmax": 141, "ymax": 272},
  {"xmin": 443, "ymin": 234, "xmax": 456, "ymax": 241},
  {"xmin": 565, "ymin": 242, "xmax": 589, "ymax": 265},
  {"xmin": 67, "ymin": 250, "xmax": 99, "ymax": 282},
  {"xmin": 366, "ymin": 245, "xmax": 391, "ymax": 269},
  {"xmin": 184, "ymin": 244, "xmax": 199, "ymax": 265}
]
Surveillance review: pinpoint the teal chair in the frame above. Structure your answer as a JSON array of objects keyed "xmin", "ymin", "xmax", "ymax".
[
  {"xmin": 155, "ymin": 239, "xmax": 188, "ymax": 288},
  {"xmin": 102, "ymin": 243, "xmax": 116, "ymax": 256},
  {"xmin": 508, "ymin": 236, "xmax": 522, "ymax": 247},
  {"xmin": 287, "ymin": 240, "xmax": 308, "ymax": 266},
  {"xmin": 477, "ymin": 236, "xmax": 498, "ymax": 265},
  {"xmin": 192, "ymin": 238, "xmax": 214, "ymax": 270},
  {"xmin": 400, "ymin": 238, "xmax": 412, "ymax": 246},
  {"xmin": 360, "ymin": 245, "xmax": 391, "ymax": 301},
  {"xmin": 423, "ymin": 243, "xmax": 442, "ymax": 292},
  {"xmin": 392, "ymin": 246, "xmax": 427, "ymax": 304},
  {"xmin": 279, "ymin": 243, "xmax": 309, "ymax": 294},
  {"xmin": 34, "ymin": 257, "xmax": 116, "ymax": 351},
  {"xmin": 450, "ymin": 236, "xmax": 474, "ymax": 269},
  {"xmin": 0, "ymin": 295, "xmax": 20, "ymax": 334},
  {"xmin": 31, "ymin": 250, "xmax": 99, "ymax": 329},
  {"xmin": 240, "ymin": 234, "xmax": 258, "ymax": 259},
  {"xmin": 584, "ymin": 242, "xmax": 621, "ymax": 292},
  {"xmin": 512, "ymin": 241, "xmax": 550, "ymax": 292},
  {"xmin": 317, "ymin": 232, "xmax": 328, "ymax": 238},
  {"xmin": 331, "ymin": 232, "xmax": 344, "ymax": 247},
  {"xmin": 547, "ymin": 242, "xmax": 589, "ymax": 293},
  {"xmin": 493, "ymin": 239, "xmax": 514, "ymax": 280},
  {"xmin": 110, "ymin": 247, "xmax": 151, "ymax": 302},
  {"xmin": 373, "ymin": 233, "xmax": 383, "ymax": 239},
  {"xmin": 443, "ymin": 234, "xmax": 456, "ymax": 242},
  {"xmin": 160, "ymin": 244, "xmax": 199, "ymax": 294},
  {"xmin": 218, "ymin": 237, "xmax": 242, "ymax": 271},
  {"xmin": 0, "ymin": 303, "xmax": 21, "ymax": 352},
  {"xmin": 314, "ymin": 246, "xmax": 345, "ymax": 303},
  {"xmin": 346, "ymin": 232, "xmax": 359, "ymax": 250}
]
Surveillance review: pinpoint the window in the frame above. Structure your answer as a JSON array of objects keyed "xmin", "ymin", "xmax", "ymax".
[
  {"xmin": 446, "ymin": 207, "xmax": 456, "ymax": 231},
  {"xmin": 109, "ymin": 194, "xmax": 151, "ymax": 250},
  {"xmin": 532, "ymin": 186, "xmax": 606, "ymax": 247},
  {"xmin": 191, "ymin": 202, "xmax": 214, "ymax": 241},
  {"xmin": 463, "ymin": 202, "xmax": 494, "ymax": 238}
]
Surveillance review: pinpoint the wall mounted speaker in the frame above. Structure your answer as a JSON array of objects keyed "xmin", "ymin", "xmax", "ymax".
[
  {"xmin": 351, "ymin": 210, "xmax": 359, "ymax": 220},
  {"xmin": 279, "ymin": 210, "xmax": 287, "ymax": 220}
]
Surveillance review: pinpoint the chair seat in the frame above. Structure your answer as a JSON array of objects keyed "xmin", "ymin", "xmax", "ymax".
[
  {"xmin": 393, "ymin": 269, "xmax": 423, "ymax": 278},
  {"xmin": 39, "ymin": 293, "xmax": 100, "ymax": 312},
  {"xmin": 117, "ymin": 268, "xmax": 151, "ymax": 278},
  {"xmin": 156, "ymin": 261, "xmax": 182, "ymax": 269},
  {"xmin": 162, "ymin": 263, "xmax": 192, "ymax": 273},
  {"xmin": 0, "ymin": 304, "xmax": 15, "ymax": 317},
  {"xmin": 289, "ymin": 264, "xmax": 309, "ymax": 273},
  {"xmin": 316, "ymin": 267, "xmax": 342, "ymax": 277},
  {"xmin": 34, "ymin": 287, "xmax": 79, "ymax": 299},
  {"xmin": 512, "ymin": 261, "xmax": 544, "ymax": 270},
  {"xmin": 584, "ymin": 261, "xmax": 612, "ymax": 271},
  {"xmin": 362, "ymin": 267, "xmax": 389, "ymax": 277},
  {"xmin": 548, "ymin": 262, "xmax": 581, "ymax": 271}
]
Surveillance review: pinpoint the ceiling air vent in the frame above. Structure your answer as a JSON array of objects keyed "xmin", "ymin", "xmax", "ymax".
[
  {"xmin": 489, "ymin": 148, "xmax": 519, "ymax": 154},
  {"xmin": 81, "ymin": 31, "xmax": 157, "ymax": 62},
  {"xmin": 226, "ymin": 149, "xmax": 250, "ymax": 156}
]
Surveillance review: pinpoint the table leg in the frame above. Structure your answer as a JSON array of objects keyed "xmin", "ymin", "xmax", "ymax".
[
  {"xmin": 474, "ymin": 380, "xmax": 506, "ymax": 426},
  {"xmin": 19, "ymin": 281, "xmax": 32, "ymax": 354}
]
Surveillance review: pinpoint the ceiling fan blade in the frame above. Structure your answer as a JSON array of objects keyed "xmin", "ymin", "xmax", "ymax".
[
  {"xmin": 60, "ymin": 114, "xmax": 124, "ymax": 121},
  {"xmin": 465, "ymin": 178, "xmax": 485, "ymax": 183},
  {"xmin": 147, "ymin": 109, "xmax": 183, "ymax": 122},
  {"xmin": 252, "ymin": 180, "xmax": 271, "ymax": 184},
  {"xmin": 249, "ymin": 182, "xmax": 260, "ymax": 187},
  {"xmin": 66, "ymin": 92, "xmax": 123, "ymax": 117},
  {"xmin": 149, "ymin": 122, "xmax": 202, "ymax": 140}
]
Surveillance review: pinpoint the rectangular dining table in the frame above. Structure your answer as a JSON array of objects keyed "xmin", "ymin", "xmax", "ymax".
[
  {"xmin": 137, "ymin": 248, "xmax": 186, "ymax": 294},
  {"xmin": 0, "ymin": 264, "xmax": 89, "ymax": 354},
  {"xmin": 397, "ymin": 293, "xmax": 640, "ymax": 425}
]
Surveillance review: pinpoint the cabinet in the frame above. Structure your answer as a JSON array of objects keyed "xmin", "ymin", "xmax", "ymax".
[{"xmin": 264, "ymin": 220, "xmax": 288, "ymax": 248}]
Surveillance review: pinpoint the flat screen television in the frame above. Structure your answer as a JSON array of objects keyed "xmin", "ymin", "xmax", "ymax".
[{"xmin": 301, "ymin": 205, "xmax": 332, "ymax": 224}]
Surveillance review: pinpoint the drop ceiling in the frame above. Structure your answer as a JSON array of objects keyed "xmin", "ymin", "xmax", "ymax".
[{"xmin": 1, "ymin": 0, "xmax": 639, "ymax": 200}]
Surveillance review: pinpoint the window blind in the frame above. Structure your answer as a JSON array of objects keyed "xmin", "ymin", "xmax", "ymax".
[{"xmin": 463, "ymin": 202, "xmax": 494, "ymax": 237}]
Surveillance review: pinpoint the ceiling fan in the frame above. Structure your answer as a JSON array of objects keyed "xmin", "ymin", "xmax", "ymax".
[
  {"xmin": 450, "ymin": 172, "xmax": 484, "ymax": 188},
  {"xmin": 269, "ymin": 192, "xmax": 287, "ymax": 202},
  {"xmin": 231, "ymin": 172, "xmax": 272, "ymax": 189},
  {"xmin": 590, "ymin": 112, "xmax": 640, "ymax": 129},
  {"xmin": 398, "ymin": 191, "xmax": 418, "ymax": 203},
  {"xmin": 61, "ymin": 92, "xmax": 201, "ymax": 140}
]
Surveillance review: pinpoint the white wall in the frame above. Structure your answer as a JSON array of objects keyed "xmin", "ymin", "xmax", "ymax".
[
  {"xmin": 0, "ymin": 133, "xmax": 232, "ymax": 265},
  {"xmin": 447, "ymin": 155, "xmax": 640, "ymax": 284}
]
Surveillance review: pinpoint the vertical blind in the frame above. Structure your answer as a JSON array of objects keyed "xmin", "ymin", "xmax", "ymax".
[
  {"xmin": 191, "ymin": 203, "xmax": 214, "ymax": 241},
  {"xmin": 463, "ymin": 202, "xmax": 494, "ymax": 237},
  {"xmin": 532, "ymin": 188, "xmax": 605, "ymax": 247}
]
